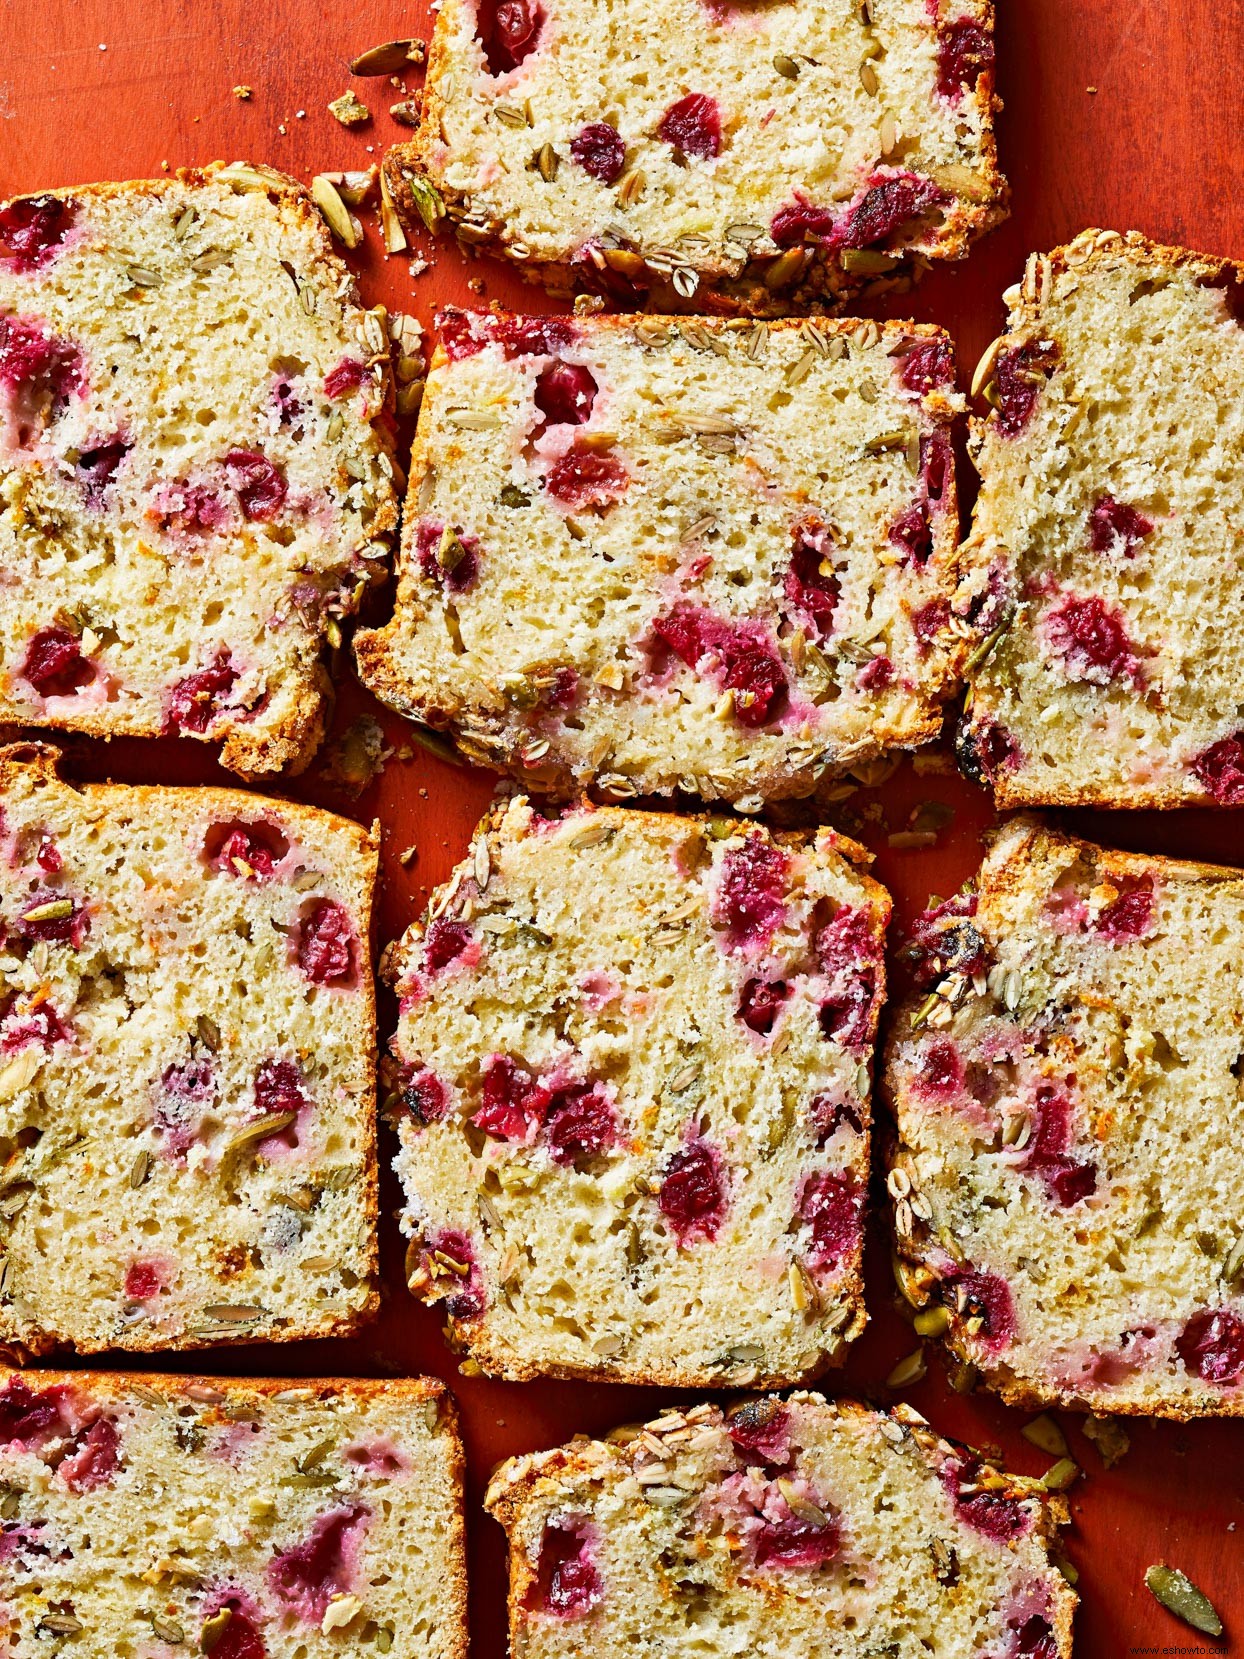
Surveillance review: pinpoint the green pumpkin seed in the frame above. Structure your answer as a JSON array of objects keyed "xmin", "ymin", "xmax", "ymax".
[
  {"xmin": 407, "ymin": 174, "xmax": 446, "ymax": 231},
  {"xmin": 224, "ymin": 1111, "xmax": 296, "ymax": 1158},
  {"xmin": 1144, "ymin": 1565, "xmax": 1223, "ymax": 1636},
  {"xmin": 1021, "ymin": 1414, "xmax": 1068, "ymax": 1458}
]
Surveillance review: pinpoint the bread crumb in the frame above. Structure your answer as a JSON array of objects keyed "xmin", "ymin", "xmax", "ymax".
[
  {"xmin": 329, "ymin": 90, "xmax": 372, "ymax": 126},
  {"xmin": 233, "ymin": 85, "xmax": 253, "ymax": 100}
]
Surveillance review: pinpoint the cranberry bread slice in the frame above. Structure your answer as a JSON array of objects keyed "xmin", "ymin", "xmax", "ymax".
[
  {"xmin": 484, "ymin": 1394, "xmax": 1075, "ymax": 1656},
  {"xmin": 0, "ymin": 1368, "xmax": 466, "ymax": 1657},
  {"xmin": 0, "ymin": 164, "xmax": 400, "ymax": 777},
  {"xmin": 884, "ymin": 816, "xmax": 1244, "ymax": 1418},
  {"xmin": 384, "ymin": 796, "xmax": 890, "ymax": 1387},
  {"xmin": 0, "ymin": 742, "xmax": 379, "ymax": 1353},
  {"xmin": 356, "ymin": 309, "xmax": 990, "ymax": 807},
  {"xmin": 385, "ymin": 0, "xmax": 1006, "ymax": 314},
  {"xmin": 960, "ymin": 228, "xmax": 1244, "ymax": 808}
]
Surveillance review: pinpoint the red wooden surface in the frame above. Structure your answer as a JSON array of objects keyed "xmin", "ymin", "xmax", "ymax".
[{"xmin": 3, "ymin": 0, "xmax": 1243, "ymax": 1651}]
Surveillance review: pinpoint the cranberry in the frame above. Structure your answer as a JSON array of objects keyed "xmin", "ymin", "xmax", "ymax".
[
  {"xmin": 477, "ymin": 0, "xmax": 545, "ymax": 74},
  {"xmin": 942, "ymin": 1266, "xmax": 1016, "ymax": 1351},
  {"xmin": 437, "ymin": 308, "xmax": 486, "ymax": 360},
  {"xmin": 652, "ymin": 604, "xmax": 789, "ymax": 727},
  {"xmin": 783, "ymin": 519, "xmax": 840, "ymax": 640},
  {"xmin": 154, "ymin": 482, "xmax": 230, "ymax": 535},
  {"xmin": 527, "ymin": 1522, "xmax": 603, "ymax": 1618},
  {"xmin": 543, "ymin": 1081, "xmax": 619, "ymax": 1165},
  {"xmin": 1177, "ymin": 1308, "xmax": 1244, "ymax": 1385},
  {"xmin": 0, "ymin": 998, "xmax": 71, "ymax": 1052},
  {"xmin": 818, "ymin": 981, "xmax": 876, "ymax": 1050},
  {"xmin": 914, "ymin": 1037, "xmax": 964, "ymax": 1098},
  {"xmin": 0, "ymin": 314, "xmax": 82, "ymax": 410},
  {"xmin": 900, "ymin": 339, "xmax": 955, "ymax": 394},
  {"xmin": 948, "ymin": 1465, "xmax": 1030, "ymax": 1544},
  {"xmin": 769, "ymin": 198, "xmax": 836, "ymax": 248},
  {"xmin": 1089, "ymin": 495, "xmax": 1153, "ymax": 557},
  {"xmin": 817, "ymin": 905, "xmax": 880, "ymax": 979},
  {"xmin": 268, "ymin": 1505, "xmax": 368, "ymax": 1622},
  {"xmin": 401, "ymin": 1066, "xmax": 450, "ymax": 1124},
  {"xmin": 20, "ymin": 626, "xmax": 95, "ymax": 697},
  {"xmin": 14, "ymin": 887, "xmax": 89, "ymax": 948},
  {"xmin": 936, "ymin": 19, "xmax": 995, "ymax": 100},
  {"xmin": 1011, "ymin": 1615, "xmax": 1058, "ymax": 1659},
  {"xmin": 295, "ymin": 900, "xmax": 356, "ymax": 986},
  {"xmin": 1191, "ymin": 732, "xmax": 1244, "ymax": 804},
  {"xmin": 993, "ymin": 339, "xmax": 1060, "ymax": 436},
  {"xmin": 857, "ymin": 655, "xmax": 895, "ymax": 690},
  {"xmin": 1045, "ymin": 593, "xmax": 1144, "ymax": 687},
  {"xmin": 124, "ymin": 1261, "xmax": 161, "ymax": 1300},
  {"xmin": 960, "ymin": 719, "xmax": 1022, "ymax": 784},
  {"xmin": 60, "ymin": 1416, "xmax": 121, "ymax": 1492},
  {"xmin": 737, "ymin": 977, "xmax": 790, "ymax": 1035},
  {"xmin": 494, "ymin": 315, "xmax": 579, "ymax": 358},
  {"xmin": 909, "ymin": 599, "xmax": 949, "ymax": 647},
  {"xmin": 415, "ymin": 519, "xmax": 480, "ymax": 594},
  {"xmin": 76, "ymin": 439, "xmax": 131, "ymax": 507},
  {"xmin": 658, "ymin": 1139, "xmax": 727, "ymax": 1243},
  {"xmin": 544, "ymin": 442, "xmax": 629, "ymax": 508},
  {"xmin": 252, "ymin": 1059, "xmax": 310, "ymax": 1148},
  {"xmin": 904, "ymin": 894, "xmax": 987, "ymax": 989},
  {"xmin": 799, "ymin": 1171, "xmax": 861, "ymax": 1269},
  {"xmin": 922, "ymin": 431, "xmax": 951, "ymax": 502},
  {"xmin": 712, "ymin": 835, "xmax": 789, "ymax": 951},
  {"xmin": 0, "ymin": 1378, "xmax": 72, "ymax": 1447},
  {"xmin": 475, "ymin": 1056, "xmax": 544, "ymax": 1142},
  {"xmin": 534, "ymin": 361, "xmax": 598, "ymax": 428},
  {"xmin": 1022, "ymin": 1086, "xmax": 1097, "ymax": 1206},
  {"xmin": 164, "ymin": 653, "xmax": 239, "ymax": 736},
  {"xmin": 570, "ymin": 123, "xmax": 627, "ymax": 184},
  {"xmin": 0, "ymin": 194, "xmax": 74, "ymax": 271},
  {"xmin": 1095, "ymin": 876, "xmax": 1154, "ymax": 942},
  {"xmin": 753, "ymin": 1514, "xmax": 841, "ymax": 1569},
  {"xmin": 726, "ymin": 1400, "xmax": 790, "ymax": 1464},
  {"xmin": 204, "ymin": 1604, "xmax": 266, "ymax": 1659},
  {"xmin": 324, "ymin": 357, "xmax": 365, "ymax": 399},
  {"xmin": 424, "ymin": 917, "xmax": 473, "ymax": 974},
  {"xmin": 35, "ymin": 838, "xmax": 62, "ymax": 874},
  {"xmin": 425, "ymin": 1228, "xmax": 486, "ymax": 1318},
  {"xmin": 156, "ymin": 1056, "xmax": 216, "ymax": 1154},
  {"xmin": 835, "ymin": 172, "xmax": 945, "ymax": 250},
  {"xmin": 892, "ymin": 503, "xmax": 934, "ymax": 567},
  {"xmin": 273, "ymin": 378, "xmax": 303, "ymax": 426},
  {"xmin": 657, "ymin": 93, "xmax": 722, "ymax": 159},
  {"xmin": 204, "ymin": 820, "xmax": 287, "ymax": 880},
  {"xmin": 223, "ymin": 449, "xmax": 287, "ymax": 521},
  {"xmin": 548, "ymin": 666, "xmax": 579, "ymax": 707}
]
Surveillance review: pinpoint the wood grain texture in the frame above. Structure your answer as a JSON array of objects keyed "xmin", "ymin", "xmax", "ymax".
[{"xmin": 3, "ymin": 0, "xmax": 1243, "ymax": 1652}]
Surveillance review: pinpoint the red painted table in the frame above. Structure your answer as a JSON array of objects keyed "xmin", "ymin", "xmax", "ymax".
[{"xmin": 4, "ymin": 0, "xmax": 1242, "ymax": 1651}]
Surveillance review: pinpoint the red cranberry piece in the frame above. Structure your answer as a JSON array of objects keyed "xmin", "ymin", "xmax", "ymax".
[
  {"xmin": 534, "ymin": 361, "xmax": 598, "ymax": 427},
  {"xmin": 993, "ymin": 339, "xmax": 1060, "ymax": 436},
  {"xmin": 14, "ymin": 887, "xmax": 89, "ymax": 948},
  {"xmin": 1177, "ymin": 1308, "xmax": 1244, "ymax": 1385},
  {"xmin": 835, "ymin": 172, "xmax": 945, "ymax": 250},
  {"xmin": 60, "ymin": 1416, "xmax": 121, "ymax": 1492},
  {"xmin": 268, "ymin": 1505, "xmax": 368, "ymax": 1622},
  {"xmin": 815, "ymin": 904, "xmax": 881, "ymax": 979},
  {"xmin": 903, "ymin": 893, "xmax": 986, "ymax": 989},
  {"xmin": 892, "ymin": 503, "xmax": 934, "ymax": 567},
  {"xmin": 753, "ymin": 1513, "xmax": 842, "ymax": 1569},
  {"xmin": 252, "ymin": 1059, "xmax": 310, "ymax": 1146},
  {"xmin": 0, "ymin": 314, "xmax": 83, "ymax": 409},
  {"xmin": 204, "ymin": 821, "xmax": 287, "ymax": 880},
  {"xmin": 1089, "ymin": 495, "xmax": 1153, "ymax": 557},
  {"xmin": 652, "ymin": 605, "xmax": 789, "ymax": 727},
  {"xmin": 960, "ymin": 719, "xmax": 1022, "ymax": 784},
  {"xmin": 0, "ymin": 997, "xmax": 71, "ymax": 1053},
  {"xmin": 324, "ymin": 357, "xmax": 365, "ymax": 399},
  {"xmin": 922, "ymin": 431, "xmax": 951, "ymax": 503},
  {"xmin": 401, "ymin": 1066, "xmax": 450, "ymax": 1124},
  {"xmin": 900, "ymin": 339, "xmax": 955, "ymax": 393},
  {"xmin": 272, "ymin": 378, "xmax": 303, "ymax": 426},
  {"xmin": 1191, "ymin": 732, "xmax": 1244, "ymax": 804},
  {"xmin": 164, "ymin": 653, "xmax": 239, "ymax": 736},
  {"xmin": 156, "ymin": 1056, "xmax": 215, "ymax": 1154},
  {"xmin": 726, "ymin": 1399, "xmax": 790, "ymax": 1464},
  {"xmin": 948, "ymin": 1464, "xmax": 1030, "ymax": 1543},
  {"xmin": 124, "ymin": 1261, "xmax": 161, "ymax": 1300},
  {"xmin": 424, "ymin": 917, "xmax": 473, "ymax": 974},
  {"xmin": 657, "ymin": 93, "xmax": 723, "ymax": 160},
  {"xmin": 76, "ymin": 439, "xmax": 131, "ymax": 508},
  {"xmin": 544, "ymin": 442, "xmax": 629, "ymax": 508},
  {"xmin": 570, "ymin": 123, "xmax": 627, "ymax": 183},
  {"xmin": 20, "ymin": 626, "xmax": 95, "ymax": 698},
  {"xmin": 712, "ymin": 835, "xmax": 789, "ymax": 952},
  {"xmin": 658, "ymin": 1138, "xmax": 727, "ymax": 1243},
  {"xmin": 1012, "ymin": 1615, "xmax": 1058, "ymax": 1659},
  {"xmin": 818, "ymin": 980, "xmax": 876, "ymax": 1051},
  {"xmin": 437, "ymin": 308, "xmax": 485, "ymax": 360},
  {"xmin": 770, "ymin": 198, "xmax": 836, "ymax": 248},
  {"xmin": 1045, "ymin": 593, "xmax": 1144, "ymax": 687},
  {"xmin": 35, "ymin": 837, "xmax": 62, "ymax": 874},
  {"xmin": 911, "ymin": 598, "xmax": 950, "ymax": 645},
  {"xmin": 431, "ymin": 1228, "xmax": 486, "ymax": 1318},
  {"xmin": 943, "ymin": 1266, "xmax": 1016, "ymax": 1351},
  {"xmin": 543, "ymin": 1081, "xmax": 619, "ymax": 1166},
  {"xmin": 205, "ymin": 1604, "xmax": 267, "ymax": 1659},
  {"xmin": 799, "ymin": 1171, "xmax": 861, "ymax": 1269},
  {"xmin": 1095, "ymin": 875, "xmax": 1155, "ymax": 942},
  {"xmin": 547, "ymin": 666, "xmax": 578, "ymax": 707},
  {"xmin": 783, "ymin": 519, "xmax": 840, "ymax": 640},
  {"xmin": 223, "ymin": 449, "xmax": 287, "ymax": 521},
  {"xmin": 936, "ymin": 19, "xmax": 995, "ymax": 100},
  {"xmin": 737, "ymin": 977, "xmax": 790, "ymax": 1035},
  {"xmin": 913, "ymin": 1037, "xmax": 964, "ymax": 1099},
  {"xmin": 155, "ymin": 482, "xmax": 230, "ymax": 535},
  {"xmin": 0, "ymin": 194, "xmax": 74, "ymax": 271},
  {"xmin": 474, "ymin": 1055, "xmax": 544, "ymax": 1142},
  {"xmin": 723, "ymin": 640, "xmax": 788, "ymax": 726},
  {"xmin": 478, "ymin": 0, "xmax": 545, "ymax": 74},
  {"xmin": 527, "ymin": 1522, "xmax": 603, "ymax": 1618},
  {"xmin": 1043, "ymin": 1159, "xmax": 1098, "ymax": 1207},
  {"xmin": 495, "ymin": 315, "xmax": 579, "ymax": 358},
  {"xmin": 857, "ymin": 654, "xmax": 894, "ymax": 691},
  {"xmin": 296, "ymin": 900, "xmax": 356, "ymax": 986},
  {"xmin": 0, "ymin": 1378, "xmax": 73, "ymax": 1447},
  {"xmin": 415, "ymin": 519, "xmax": 480, "ymax": 594}
]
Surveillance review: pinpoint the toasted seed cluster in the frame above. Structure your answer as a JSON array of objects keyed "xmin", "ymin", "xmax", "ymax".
[
  {"xmin": 0, "ymin": 743, "xmax": 379, "ymax": 1353},
  {"xmin": 0, "ymin": 1368, "xmax": 467, "ymax": 1658},
  {"xmin": 961, "ymin": 228, "xmax": 1244, "ymax": 808},
  {"xmin": 0, "ymin": 164, "xmax": 399, "ymax": 776},
  {"xmin": 385, "ymin": 798, "xmax": 889, "ymax": 1387},
  {"xmin": 885, "ymin": 816, "xmax": 1244, "ymax": 1418},
  {"xmin": 356, "ymin": 310, "xmax": 990, "ymax": 806},
  {"xmin": 386, "ymin": 0, "xmax": 1006, "ymax": 312},
  {"xmin": 485, "ymin": 1393, "xmax": 1075, "ymax": 1657}
]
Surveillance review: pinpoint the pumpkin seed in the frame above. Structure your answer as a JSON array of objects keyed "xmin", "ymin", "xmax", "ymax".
[
  {"xmin": 0, "ymin": 1486, "xmax": 19, "ymax": 1520},
  {"xmin": 773, "ymin": 53, "xmax": 800, "ymax": 77},
  {"xmin": 711, "ymin": 1343, "xmax": 765, "ymax": 1367},
  {"xmin": 126, "ymin": 264, "xmax": 162, "ymax": 287},
  {"xmin": 38, "ymin": 1615, "xmax": 84, "ymax": 1636},
  {"xmin": 764, "ymin": 247, "xmax": 808, "ymax": 289},
  {"xmin": 22, "ymin": 898, "xmax": 73, "ymax": 923},
  {"xmin": 129, "ymin": 1148, "xmax": 152, "ymax": 1190},
  {"xmin": 1144, "ymin": 1565, "xmax": 1222, "ymax": 1635},
  {"xmin": 841, "ymin": 247, "xmax": 900, "ymax": 275},
  {"xmin": 859, "ymin": 61, "xmax": 879, "ymax": 95},
  {"xmin": 311, "ymin": 175, "xmax": 361, "ymax": 248},
  {"xmin": 350, "ymin": 38, "xmax": 423, "ymax": 75},
  {"xmin": 913, "ymin": 1305, "xmax": 950, "ymax": 1337},
  {"xmin": 174, "ymin": 207, "xmax": 197, "ymax": 239},
  {"xmin": 407, "ymin": 174, "xmax": 446, "ymax": 230},
  {"xmin": 777, "ymin": 1478, "xmax": 828, "ymax": 1524},
  {"xmin": 379, "ymin": 170, "xmax": 407, "ymax": 253},
  {"xmin": 216, "ymin": 162, "xmax": 284, "ymax": 192},
  {"xmin": 1220, "ymin": 1232, "xmax": 1244, "ymax": 1285},
  {"xmin": 885, "ymin": 1347, "xmax": 927, "ymax": 1388},
  {"xmin": 296, "ymin": 1435, "xmax": 337, "ymax": 1472},
  {"xmin": 150, "ymin": 1616, "xmax": 185, "ymax": 1643},
  {"xmin": 224, "ymin": 1111, "xmax": 296, "ymax": 1159},
  {"xmin": 536, "ymin": 143, "xmax": 559, "ymax": 182},
  {"xmin": 199, "ymin": 1304, "xmax": 266, "ymax": 1324},
  {"xmin": 785, "ymin": 346, "xmax": 818, "ymax": 386},
  {"xmin": 200, "ymin": 1607, "xmax": 233, "ymax": 1651},
  {"xmin": 863, "ymin": 426, "xmax": 910, "ymax": 455},
  {"xmin": 672, "ymin": 266, "xmax": 699, "ymax": 299},
  {"xmin": 963, "ymin": 618, "xmax": 1011, "ymax": 675},
  {"xmin": 1021, "ymin": 1414, "xmax": 1068, "ymax": 1457},
  {"xmin": 391, "ymin": 99, "xmax": 421, "ymax": 125}
]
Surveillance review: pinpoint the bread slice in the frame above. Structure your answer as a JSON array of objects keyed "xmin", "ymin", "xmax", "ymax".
[
  {"xmin": 384, "ymin": 0, "xmax": 1006, "ymax": 314},
  {"xmin": 383, "ymin": 796, "xmax": 890, "ymax": 1386},
  {"xmin": 0, "ymin": 742, "xmax": 380, "ymax": 1353},
  {"xmin": 356, "ymin": 309, "xmax": 990, "ymax": 807},
  {"xmin": 884, "ymin": 815, "xmax": 1244, "ymax": 1418},
  {"xmin": 484, "ymin": 1393, "xmax": 1075, "ymax": 1656},
  {"xmin": 0, "ymin": 1367, "xmax": 467, "ymax": 1657},
  {"xmin": 960, "ymin": 228, "xmax": 1244, "ymax": 808},
  {"xmin": 0, "ymin": 164, "xmax": 400, "ymax": 777}
]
